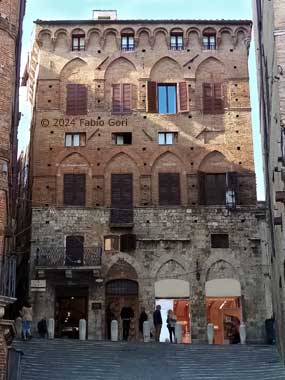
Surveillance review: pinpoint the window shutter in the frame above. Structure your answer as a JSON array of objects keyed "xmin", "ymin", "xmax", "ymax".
[
  {"xmin": 112, "ymin": 84, "xmax": 121, "ymax": 113},
  {"xmin": 178, "ymin": 82, "xmax": 189, "ymax": 112},
  {"xmin": 147, "ymin": 81, "xmax": 157, "ymax": 113},
  {"xmin": 66, "ymin": 84, "xmax": 87, "ymax": 115},
  {"xmin": 202, "ymin": 83, "xmax": 213, "ymax": 114},
  {"xmin": 198, "ymin": 171, "xmax": 206, "ymax": 205},
  {"xmin": 64, "ymin": 174, "xmax": 86, "ymax": 206},
  {"xmin": 122, "ymin": 84, "xmax": 132, "ymax": 113},
  {"xmin": 120, "ymin": 234, "xmax": 136, "ymax": 252},
  {"xmin": 205, "ymin": 174, "xmax": 226, "ymax": 205},
  {"xmin": 111, "ymin": 174, "xmax": 133, "ymax": 225},
  {"xmin": 159, "ymin": 173, "xmax": 181, "ymax": 205},
  {"xmin": 213, "ymin": 83, "xmax": 224, "ymax": 114},
  {"xmin": 66, "ymin": 236, "xmax": 84, "ymax": 266}
]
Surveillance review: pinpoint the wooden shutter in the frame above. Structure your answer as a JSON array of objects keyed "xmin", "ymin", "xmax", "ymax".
[
  {"xmin": 159, "ymin": 173, "xmax": 181, "ymax": 205},
  {"xmin": 120, "ymin": 234, "xmax": 136, "ymax": 252},
  {"xmin": 205, "ymin": 174, "xmax": 226, "ymax": 205},
  {"xmin": 213, "ymin": 83, "xmax": 224, "ymax": 114},
  {"xmin": 64, "ymin": 174, "xmax": 86, "ymax": 206},
  {"xmin": 147, "ymin": 81, "xmax": 157, "ymax": 113},
  {"xmin": 111, "ymin": 174, "xmax": 133, "ymax": 225},
  {"xmin": 202, "ymin": 83, "xmax": 213, "ymax": 114},
  {"xmin": 198, "ymin": 171, "xmax": 206, "ymax": 205},
  {"xmin": 112, "ymin": 84, "xmax": 121, "ymax": 113},
  {"xmin": 122, "ymin": 84, "xmax": 132, "ymax": 113},
  {"xmin": 66, "ymin": 235, "xmax": 84, "ymax": 266},
  {"xmin": 178, "ymin": 82, "xmax": 189, "ymax": 112},
  {"xmin": 66, "ymin": 84, "xmax": 87, "ymax": 115}
]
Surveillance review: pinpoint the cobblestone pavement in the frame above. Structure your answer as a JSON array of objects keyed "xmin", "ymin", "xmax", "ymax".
[{"xmin": 13, "ymin": 339, "xmax": 285, "ymax": 380}]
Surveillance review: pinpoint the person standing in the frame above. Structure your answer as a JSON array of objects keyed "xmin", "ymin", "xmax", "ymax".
[
  {"xmin": 20, "ymin": 301, "xmax": 33, "ymax": 340},
  {"xmin": 120, "ymin": 305, "xmax": 134, "ymax": 341},
  {"xmin": 153, "ymin": 305, "xmax": 162, "ymax": 342},
  {"xmin": 167, "ymin": 309, "xmax": 177, "ymax": 343},
  {"xmin": 139, "ymin": 307, "xmax": 148, "ymax": 338},
  {"xmin": 106, "ymin": 305, "xmax": 116, "ymax": 340}
]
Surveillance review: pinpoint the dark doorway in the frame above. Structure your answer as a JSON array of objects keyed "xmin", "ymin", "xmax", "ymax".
[
  {"xmin": 65, "ymin": 235, "xmax": 84, "ymax": 266},
  {"xmin": 55, "ymin": 287, "xmax": 88, "ymax": 339}
]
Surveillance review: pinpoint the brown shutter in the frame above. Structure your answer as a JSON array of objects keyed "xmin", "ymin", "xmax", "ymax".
[
  {"xmin": 213, "ymin": 83, "xmax": 224, "ymax": 114},
  {"xmin": 64, "ymin": 174, "xmax": 86, "ymax": 206},
  {"xmin": 178, "ymin": 82, "xmax": 189, "ymax": 112},
  {"xmin": 66, "ymin": 84, "xmax": 87, "ymax": 115},
  {"xmin": 66, "ymin": 235, "xmax": 84, "ymax": 266},
  {"xmin": 147, "ymin": 81, "xmax": 157, "ymax": 113},
  {"xmin": 198, "ymin": 171, "xmax": 206, "ymax": 205},
  {"xmin": 122, "ymin": 84, "xmax": 132, "ymax": 113},
  {"xmin": 112, "ymin": 84, "xmax": 121, "ymax": 113},
  {"xmin": 205, "ymin": 174, "xmax": 226, "ymax": 205},
  {"xmin": 120, "ymin": 234, "xmax": 136, "ymax": 252},
  {"xmin": 202, "ymin": 83, "xmax": 213, "ymax": 114},
  {"xmin": 159, "ymin": 173, "xmax": 181, "ymax": 205},
  {"xmin": 111, "ymin": 174, "xmax": 133, "ymax": 225}
]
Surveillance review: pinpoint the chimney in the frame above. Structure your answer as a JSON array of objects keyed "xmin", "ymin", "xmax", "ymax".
[{"xmin": 92, "ymin": 10, "xmax": 117, "ymax": 20}]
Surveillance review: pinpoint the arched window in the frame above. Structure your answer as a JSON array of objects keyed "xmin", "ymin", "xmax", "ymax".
[
  {"xmin": 202, "ymin": 30, "xmax": 216, "ymax": 50},
  {"xmin": 72, "ymin": 32, "xmax": 85, "ymax": 51}
]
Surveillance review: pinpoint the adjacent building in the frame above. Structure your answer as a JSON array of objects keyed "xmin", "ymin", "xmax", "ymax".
[
  {"xmin": 253, "ymin": 0, "xmax": 285, "ymax": 362},
  {"xmin": 0, "ymin": 0, "xmax": 26, "ymax": 379},
  {"xmin": 25, "ymin": 10, "xmax": 271, "ymax": 343}
]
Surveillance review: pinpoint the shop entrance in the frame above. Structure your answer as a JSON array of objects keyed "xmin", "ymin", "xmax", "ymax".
[
  {"xmin": 55, "ymin": 287, "xmax": 88, "ymax": 339},
  {"xmin": 205, "ymin": 279, "xmax": 242, "ymax": 344},
  {"xmin": 155, "ymin": 279, "xmax": 191, "ymax": 343},
  {"xmin": 105, "ymin": 279, "xmax": 139, "ymax": 341}
]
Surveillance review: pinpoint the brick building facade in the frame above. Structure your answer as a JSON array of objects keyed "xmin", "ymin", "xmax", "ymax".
[
  {"xmin": 25, "ymin": 12, "xmax": 271, "ymax": 343},
  {"xmin": 0, "ymin": 0, "xmax": 26, "ymax": 379},
  {"xmin": 253, "ymin": 0, "xmax": 285, "ymax": 362}
]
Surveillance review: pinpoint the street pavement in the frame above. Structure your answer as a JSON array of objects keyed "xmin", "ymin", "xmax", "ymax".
[{"xmin": 13, "ymin": 339, "xmax": 285, "ymax": 380}]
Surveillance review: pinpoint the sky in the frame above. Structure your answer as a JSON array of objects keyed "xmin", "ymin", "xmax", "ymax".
[{"xmin": 19, "ymin": 0, "xmax": 265, "ymax": 200}]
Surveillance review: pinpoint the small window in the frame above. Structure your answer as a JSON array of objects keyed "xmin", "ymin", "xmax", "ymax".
[
  {"xmin": 112, "ymin": 132, "xmax": 132, "ymax": 145},
  {"xmin": 104, "ymin": 236, "xmax": 119, "ymax": 251},
  {"xmin": 65, "ymin": 133, "xmax": 86, "ymax": 147},
  {"xmin": 72, "ymin": 34, "xmax": 85, "ymax": 51},
  {"xmin": 211, "ymin": 234, "xmax": 229, "ymax": 248},
  {"xmin": 112, "ymin": 84, "xmax": 132, "ymax": 114},
  {"xmin": 170, "ymin": 34, "xmax": 183, "ymax": 50},
  {"xmin": 158, "ymin": 132, "xmax": 178, "ymax": 145},
  {"xmin": 121, "ymin": 34, "xmax": 135, "ymax": 51},
  {"xmin": 202, "ymin": 34, "xmax": 216, "ymax": 50},
  {"xmin": 158, "ymin": 84, "xmax": 177, "ymax": 114}
]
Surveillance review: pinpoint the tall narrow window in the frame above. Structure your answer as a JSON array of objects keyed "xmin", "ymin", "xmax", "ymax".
[
  {"xmin": 203, "ymin": 83, "xmax": 224, "ymax": 114},
  {"xmin": 170, "ymin": 34, "xmax": 183, "ymax": 50},
  {"xmin": 72, "ymin": 34, "xmax": 85, "ymax": 51},
  {"xmin": 112, "ymin": 84, "xmax": 132, "ymax": 114},
  {"xmin": 66, "ymin": 84, "xmax": 87, "ymax": 115},
  {"xmin": 159, "ymin": 173, "xmax": 181, "ymax": 205},
  {"xmin": 158, "ymin": 84, "xmax": 177, "ymax": 114},
  {"xmin": 202, "ymin": 34, "xmax": 216, "ymax": 50},
  {"xmin": 65, "ymin": 236, "xmax": 84, "ymax": 266},
  {"xmin": 121, "ymin": 35, "xmax": 135, "ymax": 51},
  {"xmin": 111, "ymin": 174, "xmax": 133, "ymax": 225},
  {"xmin": 63, "ymin": 174, "xmax": 86, "ymax": 206}
]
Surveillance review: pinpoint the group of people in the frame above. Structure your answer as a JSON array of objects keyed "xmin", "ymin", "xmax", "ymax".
[{"xmin": 107, "ymin": 304, "xmax": 177, "ymax": 343}]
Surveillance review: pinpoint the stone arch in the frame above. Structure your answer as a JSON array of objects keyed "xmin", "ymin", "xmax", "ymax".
[
  {"xmin": 105, "ymin": 253, "xmax": 141, "ymax": 279},
  {"xmin": 87, "ymin": 29, "xmax": 101, "ymax": 50},
  {"xmin": 170, "ymin": 27, "xmax": 184, "ymax": 35},
  {"xmin": 206, "ymin": 260, "xmax": 238, "ymax": 282},
  {"xmin": 157, "ymin": 259, "xmax": 186, "ymax": 279},
  {"xmin": 153, "ymin": 27, "xmax": 168, "ymax": 49},
  {"xmin": 136, "ymin": 27, "xmax": 151, "ymax": 41},
  {"xmin": 219, "ymin": 30, "xmax": 233, "ymax": 49},
  {"xmin": 137, "ymin": 30, "xmax": 151, "ymax": 48},
  {"xmin": 103, "ymin": 28, "xmax": 119, "ymax": 51},
  {"xmin": 235, "ymin": 28, "xmax": 247, "ymax": 49},
  {"xmin": 198, "ymin": 151, "xmax": 233, "ymax": 173},
  {"xmin": 202, "ymin": 27, "xmax": 217, "ymax": 36},
  {"xmin": 71, "ymin": 28, "xmax": 85, "ymax": 36},
  {"xmin": 58, "ymin": 151, "xmax": 91, "ymax": 168},
  {"xmin": 150, "ymin": 56, "xmax": 183, "ymax": 82},
  {"xmin": 106, "ymin": 259, "xmax": 138, "ymax": 280},
  {"xmin": 54, "ymin": 29, "xmax": 69, "ymax": 51},
  {"xmin": 38, "ymin": 29, "xmax": 52, "ymax": 50},
  {"xmin": 186, "ymin": 28, "xmax": 201, "ymax": 49},
  {"xmin": 151, "ymin": 254, "xmax": 188, "ymax": 278},
  {"xmin": 60, "ymin": 57, "xmax": 88, "ymax": 79},
  {"xmin": 195, "ymin": 57, "xmax": 226, "ymax": 80},
  {"xmin": 103, "ymin": 28, "xmax": 119, "ymax": 40},
  {"xmin": 151, "ymin": 150, "xmax": 185, "ymax": 170},
  {"xmin": 120, "ymin": 27, "xmax": 135, "ymax": 35},
  {"xmin": 105, "ymin": 152, "xmax": 140, "ymax": 206}
]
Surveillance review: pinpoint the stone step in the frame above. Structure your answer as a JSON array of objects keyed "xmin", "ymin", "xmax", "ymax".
[{"xmin": 13, "ymin": 340, "xmax": 285, "ymax": 380}]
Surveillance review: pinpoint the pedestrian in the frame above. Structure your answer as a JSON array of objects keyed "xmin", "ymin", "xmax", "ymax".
[
  {"xmin": 120, "ymin": 305, "xmax": 134, "ymax": 341},
  {"xmin": 167, "ymin": 309, "xmax": 177, "ymax": 343},
  {"xmin": 153, "ymin": 305, "xmax": 162, "ymax": 342},
  {"xmin": 106, "ymin": 305, "xmax": 116, "ymax": 340},
  {"xmin": 20, "ymin": 301, "xmax": 33, "ymax": 340},
  {"xmin": 139, "ymin": 307, "xmax": 148, "ymax": 338}
]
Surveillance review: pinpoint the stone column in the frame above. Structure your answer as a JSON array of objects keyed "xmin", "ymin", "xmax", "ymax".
[{"xmin": 191, "ymin": 290, "xmax": 207, "ymax": 344}]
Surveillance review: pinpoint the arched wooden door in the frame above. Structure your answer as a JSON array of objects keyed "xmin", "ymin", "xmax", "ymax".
[{"xmin": 105, "ymin": 279, "xmax": 139, "ymax": 341}]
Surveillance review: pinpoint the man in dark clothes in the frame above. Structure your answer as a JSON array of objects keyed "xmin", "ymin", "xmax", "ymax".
[
  {"xmin": 139, "ymin": 307, "xmax": 148, "ymax": 337},
  {"xmin": 120, "ymin": 305, "xmax": 134, "ymax": 341},
  {"xmin": 153, "ymin": 305, "xmax": 162, "ymax": 342}
]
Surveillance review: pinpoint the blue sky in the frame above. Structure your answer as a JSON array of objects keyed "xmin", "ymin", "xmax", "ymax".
[{"xmin": 19, "ymin": 0, "xmax": 265, "ymax": 199}]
